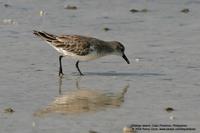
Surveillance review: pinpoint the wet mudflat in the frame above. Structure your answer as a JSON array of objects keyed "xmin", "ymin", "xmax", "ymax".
[{"xmin": 0, "ymin": 0, "xmax": 200, "ymax": 133}]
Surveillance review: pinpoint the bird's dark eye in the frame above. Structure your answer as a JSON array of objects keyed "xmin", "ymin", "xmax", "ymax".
[
  {"xmin": 117, "ymin": 42, "xmax": 124, "ymax": 52},
  {"xmin": 121, "ymin": 46, "xmax": 124, "ymax": 52}
]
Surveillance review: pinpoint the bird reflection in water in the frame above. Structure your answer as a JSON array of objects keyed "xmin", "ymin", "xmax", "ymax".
[{"xmin": 34, "ymin": 77, "xmax": 129, "ymax": 116}]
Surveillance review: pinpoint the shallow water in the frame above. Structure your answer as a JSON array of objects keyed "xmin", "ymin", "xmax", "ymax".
[{"xmin": 0, "ymin": 0, "xmax": 200, "ymax": 133}]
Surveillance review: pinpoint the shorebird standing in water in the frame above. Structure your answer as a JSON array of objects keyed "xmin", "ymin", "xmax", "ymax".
[{"xmin": 33, "ymin": 31, "xmax": 130, "ymax": 76}]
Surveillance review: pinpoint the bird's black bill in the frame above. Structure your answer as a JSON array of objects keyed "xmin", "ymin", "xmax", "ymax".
[{"xmin": 122, "ymin": 54, "xmax": 130, "ymax": 64}]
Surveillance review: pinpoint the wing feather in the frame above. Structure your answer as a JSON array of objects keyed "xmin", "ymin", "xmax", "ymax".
[{"xmin": 34, "ymin": 31, "xmax": 95, "ymax": 56}]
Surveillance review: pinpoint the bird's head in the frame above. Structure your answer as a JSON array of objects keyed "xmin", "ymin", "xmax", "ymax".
[{"xmin": 111, "ymin": 41, "xmax": 130, "ymax": 64}]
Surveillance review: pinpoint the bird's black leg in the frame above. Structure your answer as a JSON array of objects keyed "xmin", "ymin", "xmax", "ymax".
[
  {"xmin": 59, "ymin": 55, "xmax": 64, "ymax": 76},
  {"xmin": 76, "ymin": 60, "xmax": 84, "ymax": 76}
]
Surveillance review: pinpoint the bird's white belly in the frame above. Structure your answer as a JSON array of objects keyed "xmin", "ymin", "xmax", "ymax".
[{"xmin": 50, "ymin": 44, "xmax": 99, "ymax": 61}]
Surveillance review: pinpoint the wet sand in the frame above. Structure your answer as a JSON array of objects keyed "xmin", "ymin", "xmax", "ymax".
[{"xmin": 0, "ymin": 0, "xmax": 200, "ymax": 132}]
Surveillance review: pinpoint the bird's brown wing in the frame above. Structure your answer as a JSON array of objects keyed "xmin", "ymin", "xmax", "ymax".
[
  {"xmin": 55, "ymin": 35, "xmax": 91, "ymax": 56},
  {"xmin": 34, "ymin": 31, "xmax": 92, "ymax": 56}
]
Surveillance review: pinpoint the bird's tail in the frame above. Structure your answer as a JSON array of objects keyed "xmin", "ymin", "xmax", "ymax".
[{"xmin": 33, "ymin": 30, "xmax": 57, "ymax": 43}]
